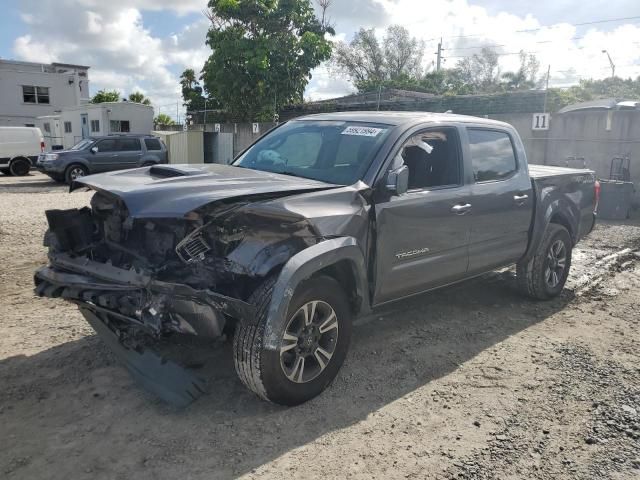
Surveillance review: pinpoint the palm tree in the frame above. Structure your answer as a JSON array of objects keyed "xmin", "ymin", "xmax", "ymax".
[{"xmin": 128, "ymin": 92, "xmax": 151, "ymax": 105}]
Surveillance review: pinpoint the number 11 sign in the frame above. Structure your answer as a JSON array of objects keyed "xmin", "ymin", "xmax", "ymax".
[{"xmin": 532, "ymin": 113, "xmax": 550, "ymax": 130}]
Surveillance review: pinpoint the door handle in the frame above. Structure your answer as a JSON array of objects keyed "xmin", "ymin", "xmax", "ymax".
[
  {"xmin": 513, "ymin": 194, "xmax": 529, "ymax": 202},
  {"xmin": 451, "ymin": 203, "xmax": 472, "ymax": 214}
]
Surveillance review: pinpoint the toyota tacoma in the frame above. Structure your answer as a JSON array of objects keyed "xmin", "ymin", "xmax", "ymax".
[{"xmin": 34, "ymin": 112, "xmax": 599, "ymax": 406}]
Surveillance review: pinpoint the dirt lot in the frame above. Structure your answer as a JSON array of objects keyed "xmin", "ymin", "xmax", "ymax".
[{"xmin": 1, "ymin": 172, "xmax": 639, "ymax": 479}]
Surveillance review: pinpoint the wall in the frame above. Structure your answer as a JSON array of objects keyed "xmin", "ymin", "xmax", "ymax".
[
  {"xmin": 0, "ymin": 61, "xmax": 89, "ymax": 126},
  {"xmin": 167, "ymin": 131, "xmax": 204, "ymax": 164},
  {"xmin": 490, "ymin": 109, "xmax": 640, "ymax": 205}
]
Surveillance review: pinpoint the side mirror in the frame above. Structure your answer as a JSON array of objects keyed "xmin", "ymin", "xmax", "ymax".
[
  {"xmin": 90, "ymin": 146, "xmax": 98, "ymax": 154},
  {"xmin": 386, "ymin": 165, "xmax": 409, "ymax": 196}
]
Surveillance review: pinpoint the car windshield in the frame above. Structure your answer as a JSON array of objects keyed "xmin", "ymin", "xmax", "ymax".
[
  {"xmin": 70, "ymin": 139, "xmax": 94, "ymax": 151},
  {"xmin": 233, "ymin": 120, "xmax": 392, "ymax": 185}
]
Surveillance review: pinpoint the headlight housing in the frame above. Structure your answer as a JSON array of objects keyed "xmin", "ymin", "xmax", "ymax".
[{"xmin": 43, "ymin": 153, "xmax": 59, "ymax": 162}]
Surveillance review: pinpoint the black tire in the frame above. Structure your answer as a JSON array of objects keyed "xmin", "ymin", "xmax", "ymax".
[
  {"xmin": 9, "ymin": 157, "xmax": 31, "ymax": 176},
  {"xmin": 64, "ymin": 164, "xmax": 88, "ymax": 184},
  {"xmin": 517, "ymin": 223, "xmax": 572, "ymax": 300},
  {"xmin": 233, "ymin": 275, "xmax": 352, "ymax": 406}
]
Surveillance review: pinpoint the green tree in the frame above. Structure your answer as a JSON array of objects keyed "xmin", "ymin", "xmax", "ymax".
[
  {"xmin": 333, "ymin": 25, "xmax": 424, "ymax": 92},
  {"xmin": 154, "ymin": 113, "xmax": 175, "ymax": 126},
  {"xmin": 500, "ymin": 51, "xmax": 540, "ymax": 91},
  {"xmin": 202, "ymin": 0, "xmax": 334, "ymax": 121},
  {"xmin": 128, "ymin": 91, "xmax": 151, "ymax": 105},
  {"xmin": 456, "ymin": 47, "xmax": 501, "ymax": 93},
  {"xmin": 180, "ymin": 68, "xmax": 207, "ymax": 113},
  {"xmin": 91, "ymin": 89, "xmax": 121, "ymax": 103}
]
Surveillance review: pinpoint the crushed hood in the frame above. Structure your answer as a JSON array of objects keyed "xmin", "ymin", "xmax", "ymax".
[{"xmin": 72, "ymin": 164, "xmax": 338, "ymax": 218}]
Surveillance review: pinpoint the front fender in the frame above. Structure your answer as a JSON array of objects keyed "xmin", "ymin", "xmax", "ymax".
[{"xmin": 262, "ymin": 237, "xmax": 369, "ymax": 351}]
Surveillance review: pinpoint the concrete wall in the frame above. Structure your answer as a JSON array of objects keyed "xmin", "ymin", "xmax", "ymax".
[
  {"xmin": 489, "ymin": 109, "xmax": 640, "ymax": 205},
  {"xmin": 0, "ymin": 60, "xmax": 89, "ymax": 127}
]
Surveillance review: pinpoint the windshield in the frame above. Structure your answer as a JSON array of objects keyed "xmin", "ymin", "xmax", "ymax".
[
  {"xmin": 70, "ymin": 139, "xmax": 94, "ymax": 151},
  {"xmin": 233, "ymin": 120, "xmax": 392, "ymax": 185}
]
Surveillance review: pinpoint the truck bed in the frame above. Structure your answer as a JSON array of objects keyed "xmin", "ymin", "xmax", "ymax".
[{"xmin": 528, "ymin": 164, "xmax": 593, "ymax": 179}]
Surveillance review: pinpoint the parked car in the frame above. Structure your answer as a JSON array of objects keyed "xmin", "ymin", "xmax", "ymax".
[
  {"xmin": 0, "ymin": 126, "xmax": 44, "ymax": 176},
  {"xmin": 34, "ymin": 112, "xmax": 599, "ymax": 407},
  {"xmin": 36, "ymin": 134, "xmax": 168, "ymax": 184}
]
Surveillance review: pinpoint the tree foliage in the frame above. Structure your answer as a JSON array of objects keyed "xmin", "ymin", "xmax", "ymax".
[
  {"xmin": 180, "ymin": 68, "xmax": 208, "ymax": 113},
  {"xmin": 202, "ymin": 0, "xmax": 334, "ymax": 121},
  {"xmin": 332, "ymin": 25, "xmax": 424, "ymax": 92},
  {"xmin": 91, "ymin": 89, "xmax": 121, "ymax": 103},
  {"xmin": 154, "ymin": 113, "xmax": 175, "ymax": 125},
  {"xmin": 548, "ymin": 76, "xmax": 640, "ymax": 109},
  {"xmin": 128, "ymin": 91, "xmax": 151, "ymax": 105}
]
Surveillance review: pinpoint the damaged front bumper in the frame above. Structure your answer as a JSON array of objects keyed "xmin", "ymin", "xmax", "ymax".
[
  {"xmin": 35, "ymin": 252, "xmax": 256, "ymax": 334},
  {"xmin": 34, "ymin": 253, "xmax": 257, "ymax": 407}
]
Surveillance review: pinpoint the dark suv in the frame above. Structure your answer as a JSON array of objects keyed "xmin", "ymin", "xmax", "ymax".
[{"xmin": 37, "ymin": 134, "xmax": 168, "ymax": 184}]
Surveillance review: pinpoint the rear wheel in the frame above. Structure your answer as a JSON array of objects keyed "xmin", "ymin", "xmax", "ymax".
[
  {"xmin": 233, "ymin": 275, "xmax": 352, "ymax": 405},
  {"xmin": 64, "ymin": 164, "xmax": 88, "ymax": 184},
  {"xmin": 517, "ymin": 223, "xmax": 572, "ymax": 300},
  {"xmin": 9, "ymin": 157, "xmax": 31, "ymax": 176}
]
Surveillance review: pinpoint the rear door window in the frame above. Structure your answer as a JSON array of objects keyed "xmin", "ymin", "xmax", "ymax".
[
  {"xmin": 468, "ymin": 129, "xmax": 517, "ymax": 182},
  {"xmin": 144, "ymin": 138, "xmax": 162, "ymax": 151},
  {"xmin": 118, "ymin": 138, "xmax": 142, "ymax": 151}
]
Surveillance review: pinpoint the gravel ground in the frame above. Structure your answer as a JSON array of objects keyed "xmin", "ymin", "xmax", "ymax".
[{"xmin": 1, "ymin": 172, "xmax": 639, "ymax": 480}]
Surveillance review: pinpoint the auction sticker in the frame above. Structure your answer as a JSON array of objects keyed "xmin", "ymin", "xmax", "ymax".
[{"xmin": 341, "ymin": 126, "xmax": 385, "ymax": 137}]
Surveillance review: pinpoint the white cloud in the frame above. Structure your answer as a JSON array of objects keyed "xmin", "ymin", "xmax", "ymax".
[
  {"xmin": 307, "ymin": 0, "xmax": 640, "ymax": 97},
  {"xmin": 12, "ymin": 1, "xmax": 210, "ymax": 121}
]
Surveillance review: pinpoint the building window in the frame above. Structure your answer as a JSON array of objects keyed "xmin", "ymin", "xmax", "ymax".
[
  {"xmin": 64, "ymin": 122, "xmax": 72, "ymax": 133},
  {"xmin": 22, "ymin": 86, "xmax": 50, "ymax": 104},
  {"xmin": 110, "ymin": 120, "xmax": 130, "ymax": 133},
  {"xmin": 43, "ymin": 122, "xmax": 51, "ymax": 133},
  {"xmin": 90, "ymin": 119, "xmax": 100, "ymax": 133}
]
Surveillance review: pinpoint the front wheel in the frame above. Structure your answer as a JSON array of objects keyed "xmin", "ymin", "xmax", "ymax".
[
  {"xmin": 65, "ymin": 164, "xmax": 88, "ymax": 184},
  {"xmin": 233, "ymin": 275, "xmax": 352, "ymax": 406},
  {"xmin": 517, "ymin": 223, "xmax": 572, "ymax": 300}
]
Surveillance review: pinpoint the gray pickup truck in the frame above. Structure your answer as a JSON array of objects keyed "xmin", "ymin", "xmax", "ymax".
[{"xmin": 34, "ymin": 112, "xmax": 598, "ymax": 406}]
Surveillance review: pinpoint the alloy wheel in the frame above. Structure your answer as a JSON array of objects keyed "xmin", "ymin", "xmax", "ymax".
[
  {"xmin": 279, "ymin": 300, "xmax": 339, "ymax": 384},
  {"xmin": 545, "ymin": 239, "xmax": 567, "ymax": 289}
]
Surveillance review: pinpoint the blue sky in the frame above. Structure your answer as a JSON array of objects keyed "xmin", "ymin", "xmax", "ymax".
[{"xmin": 2, "ymin": 0, "xmax": 639, "ymax": 121}]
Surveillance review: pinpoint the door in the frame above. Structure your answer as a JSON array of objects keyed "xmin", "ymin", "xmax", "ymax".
[
  {"xmin": 80, "ymin": 114, "xmax": 89, "ymax": 139},
  {"xmin": 465, "ymin": 128, "xmax": 534, "ymax": 273},
  {"xmin": 373, "ymin": 127, "xmax": 472, "ymax": 305},
  {"xmin": 116, "ymin": 137, "xmax": 143, "ymax": 168},
  {"xmin": 90, "ymin": 138, "xmax": 120, "ymax": 172}
]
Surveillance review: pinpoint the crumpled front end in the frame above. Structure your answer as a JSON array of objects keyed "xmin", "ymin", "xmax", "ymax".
[{"xmin": 34, "ymin": 189, "xmax": 319, "ymax": 405}]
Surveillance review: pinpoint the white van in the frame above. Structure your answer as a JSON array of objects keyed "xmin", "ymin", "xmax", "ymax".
[{"xmin": 0, "ymin": 127, "xmax": 44, "ymax": 176}]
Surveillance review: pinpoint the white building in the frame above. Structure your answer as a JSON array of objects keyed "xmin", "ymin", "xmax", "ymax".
[
  {"xmin": 37, "ymin": 102, "xmax": 155, "ymax": 149},
  {"xmin": 0, "ymin": 60, "xmax": 90, "ymax": 127}
]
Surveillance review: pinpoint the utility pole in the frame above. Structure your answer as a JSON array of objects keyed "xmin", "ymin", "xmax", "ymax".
[
  {"xmin": 543, "ymin": 65, "xmax": 551, "ymax": 114},
  {"xmin": 602, "ymin": 50, "xmax": 615, "ymax": 78},
  {"xmin": 435, "ymin": 38, "xmax": 443, "ymax": 71},
  {"xmin": 176, "ymin": 101, "xmax": 179, "ymax": 126}
]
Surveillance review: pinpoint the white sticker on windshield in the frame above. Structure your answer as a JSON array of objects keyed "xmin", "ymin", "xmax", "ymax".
[{"xmin": 341, "ymin": 126, "xmax": 385, "ymax": 137}]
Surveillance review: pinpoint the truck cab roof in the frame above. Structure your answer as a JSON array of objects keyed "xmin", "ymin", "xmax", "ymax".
[{"xmin": 297, "ymin": 111, "xmax": 512, "ymax": 129}]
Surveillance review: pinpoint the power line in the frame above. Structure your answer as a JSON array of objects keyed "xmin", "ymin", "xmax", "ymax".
[{"xmin": 416, "ymin": 14, "xmax": 640, "ymax": 42}]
